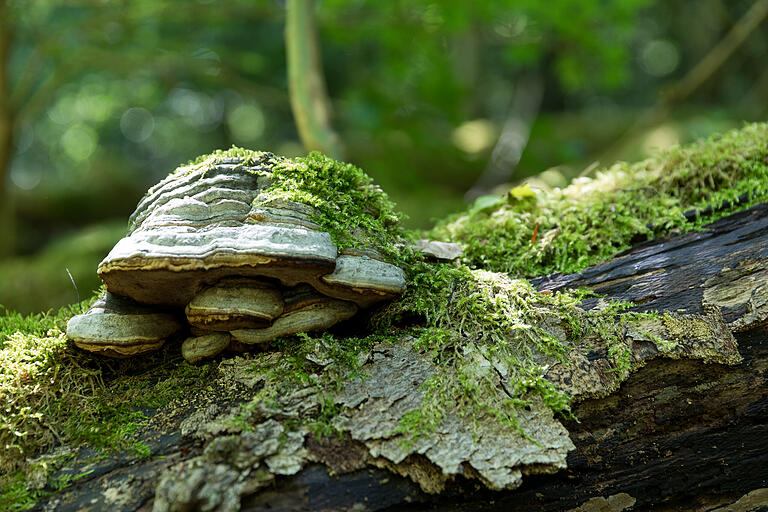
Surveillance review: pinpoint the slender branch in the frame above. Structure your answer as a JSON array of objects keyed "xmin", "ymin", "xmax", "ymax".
[
  {"xmin": 664, "ymin": 0, "xmax": 768, "ymax": 103},
  {"xmin": 465, "ymin": 73, "xmax": 543, "ymax": 200},
  {"xmin": 285, "ymin": 0, "xmax": 344, "ymax": 158},
  {"xmin": 595, "ymin": 0, "xmax": 768, "ymax": 170}
]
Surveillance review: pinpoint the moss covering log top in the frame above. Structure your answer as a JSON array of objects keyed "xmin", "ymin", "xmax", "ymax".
[{"xmin": 432, "ymin": 123, "xmax": 768, "ymax": 276}]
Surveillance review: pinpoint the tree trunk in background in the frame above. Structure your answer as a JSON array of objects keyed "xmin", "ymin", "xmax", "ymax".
[
  {"xmin": 465, "ymin": 72, "xmax": 543, "ymax": 201},
  {"xmin": 285, "ymin": 0, "xmax": 344, "ymax": 159},
  {"xmin": 451, "ymin": 27, "xmax": 480, "ymax": 117},
  {"xmin": 0, "ymin": 8, "xmax": 16, "ymax": 259}
]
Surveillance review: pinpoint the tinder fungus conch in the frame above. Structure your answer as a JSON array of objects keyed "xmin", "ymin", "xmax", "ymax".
[{"xmin": 66, "ymin": 150, "xmax": 408, "ymax": 363}]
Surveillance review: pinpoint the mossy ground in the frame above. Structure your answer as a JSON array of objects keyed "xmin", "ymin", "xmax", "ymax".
[
  {"xmin": 0, "ymin": 299, "xmax": 216, "ymax": 511},
  {"xmin": 1, "ymin": 123, "xmax": 764, "ymax": 509},
  {"xmin": 432, "ymin": 123, "xmax": 768, "ymax": 276}
]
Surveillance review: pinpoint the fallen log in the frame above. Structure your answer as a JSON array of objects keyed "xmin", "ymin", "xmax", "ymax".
[{"xmin": 31, "ymin": 202, "xmax": 768, "ymax": 512}]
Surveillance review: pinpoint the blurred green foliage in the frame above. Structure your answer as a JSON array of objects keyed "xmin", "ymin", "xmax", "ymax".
[
  {"xmin": 1, "ymin": 0, "xmax": 767, "ymax": 312},
  {"xmin": 0, "ymin": 221, "xmax": 123, "ymax": 314}
]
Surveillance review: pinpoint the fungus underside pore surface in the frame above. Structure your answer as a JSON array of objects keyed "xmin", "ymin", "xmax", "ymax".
[{"xmin": 1, "ymin": 123, "xmax": 765, "ymax": 509}]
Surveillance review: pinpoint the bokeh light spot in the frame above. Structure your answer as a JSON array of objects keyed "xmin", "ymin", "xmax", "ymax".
[
  {"xmin": 120, "ymin": 107, "xmax": 155, "ymax": 143},
  {"xmin": 77, "ymin": 93, "xmax": 113, "ymax": 123},
  {"xmin": 169, "ymin": 89, "xmax": 222, "ymax": 130},
  {"xmin": 640, "ymin": 39, "xmax": 680, "ymax": 77},
  {"xmin": 170, "ymin": 89, "xmax": 203, "ymax": 118},
  {"xmin": 227, "ymin": 103, "xmax": 265, "ymax": 143},
  {"xmin": 642, "ymin": 125, "xmax": 680, "ymax": 155},
  {"xmin": 61, "ymin": 125, "xmax": 98, "ymax": 161},
  {"xmin": 48, "ymin": 96, "xmax": 77, "ymax": 124},
  {"xmin": 10, "ymin": 163, "xmax": 42, "ymax": 191},
  {"xmin": 539, "ymin": 168, "xmax": 568, "ymax": 188},
  {"xmin": 451, "ymin": 119, "xmax": 497, "ymax": 154}
]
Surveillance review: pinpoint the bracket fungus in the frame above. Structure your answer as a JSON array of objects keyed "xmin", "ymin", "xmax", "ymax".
[{"xmin": 67, "ymin": 150, "xmax": 407, "ymax": 362}]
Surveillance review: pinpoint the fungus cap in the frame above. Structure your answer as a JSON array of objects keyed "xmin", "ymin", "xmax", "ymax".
[
  {"xmin": 66, "ymin": 292, "xmax": 183, "ymax": 357},
  {"xmin": 97, "ymin": 152, "xmax": 406, "ymax": 308}
]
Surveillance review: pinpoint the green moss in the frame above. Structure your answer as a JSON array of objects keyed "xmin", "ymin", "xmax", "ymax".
[
  {"xmin": 0, "ymin": 470, "xmax": 41, "ymax": 512},
  {"xmin": 0, "ymin": 301, "xmax": 216, "ymax": 510},
  {"xmin": 637, "ymin": 324, "xmax": 679, "ymax": 353},
  {"xmin": 0, "ymin": 454, "xmax": 94, "ymax": 512},
  {"xmin": 308, "ymin": 397, "xmax": 343, "ymax": 440},
  {"xmin": 261, "ymin": 151, "xmax": 409, "ymax": 259},
  {"xmin": 373, "ymin": 263, "xmax": 655, "ymax": 440},
  {"xmin": 184, "ymin": 146, "xmax": 269, "ymax": 168},
  {"xmin": 0, "ymin": 308, "xmax": 61, "ymax": 342},
  {"xmin": 433, "ymin": 123, "xmax": 768, "ymax": 276},
  {"xmin": 662, "ymin": 312, "xmax": 711, "ymax": 341}
]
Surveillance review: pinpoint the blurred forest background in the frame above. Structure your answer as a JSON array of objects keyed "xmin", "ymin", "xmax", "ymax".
[{"xmin": 0, "ymin": 0, "xmax": 766, "ymax": 313}]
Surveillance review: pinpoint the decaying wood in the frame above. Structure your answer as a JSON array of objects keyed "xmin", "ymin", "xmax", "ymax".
[
  {"xmin": 533, "ymin": 203, "xmax": 768, "ymax": 330},
  {"xmin": 35, "ymin": 205, "xmax": 768, "ymax": 512}
]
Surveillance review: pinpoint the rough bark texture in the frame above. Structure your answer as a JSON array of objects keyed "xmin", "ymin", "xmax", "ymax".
[{"xmin": 34, "ymin": 205, "xmax": 768, "ymax": 512}]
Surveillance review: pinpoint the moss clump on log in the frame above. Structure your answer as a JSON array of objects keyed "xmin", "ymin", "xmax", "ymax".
[
  {"xmin": 372, "ymin": 263, "xmax": 680, "ymax": 442},
  {"xmin": 0, "ymin": 297, "xmax": 216, "ymax": 510},
  {"xmin": 432, "ymin": 123, "xmax": 768, "ymax": 276}
]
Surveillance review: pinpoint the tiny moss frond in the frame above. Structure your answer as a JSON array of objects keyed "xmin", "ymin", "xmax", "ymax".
[
  {"xmin": 308, "ymin": 397, "xmax": 343, "ymax": 440},
  {"xmin": 433, "ymin": 123, "xmax": 768, "ymax": 276}
]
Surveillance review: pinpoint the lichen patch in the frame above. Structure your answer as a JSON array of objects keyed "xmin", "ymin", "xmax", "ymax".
[{"xmin": 703, "ymin": 258, "xmax": 768, "ymax": 331}]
